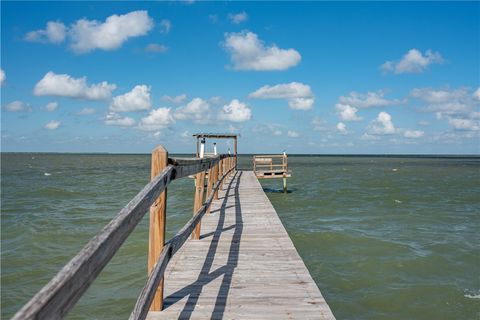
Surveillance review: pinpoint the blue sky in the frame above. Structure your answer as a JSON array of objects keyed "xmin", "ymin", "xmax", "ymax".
[{"xmin": 1, "ymin": 1, "xmax": 479, "ymax": 154}]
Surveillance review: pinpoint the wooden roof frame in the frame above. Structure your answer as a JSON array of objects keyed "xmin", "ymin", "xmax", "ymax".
[
  {"xmin": 192, "ymin": 133, "xmax": 239, "ymax": 139},
  {"xmin": 193, "ymin": 133, "xmax": 238, "ymax": 158}
]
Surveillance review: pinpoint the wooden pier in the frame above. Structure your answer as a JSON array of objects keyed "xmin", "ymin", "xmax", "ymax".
[
  {"xmin": 12, "ymin": 139, "xmax": 334, "ymax": 320},
  {"xmin": 148, "ymin": 170, "xmax": 334, "ymax": 319}
]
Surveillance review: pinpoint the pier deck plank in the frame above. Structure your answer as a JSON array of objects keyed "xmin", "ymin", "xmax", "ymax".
[{"xmin": 147, "ymin": 170, "xmax": 335, "ymax": 320}]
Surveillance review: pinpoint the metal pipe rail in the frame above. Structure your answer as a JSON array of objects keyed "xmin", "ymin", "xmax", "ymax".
[{"xmin": 12, "ymin": 145, "xmax": 236, "ymax": 320}]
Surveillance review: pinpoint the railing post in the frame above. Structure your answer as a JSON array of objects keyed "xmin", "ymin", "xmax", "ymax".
[
  {"xmin": 206, "ymin": 163, "xmax": 214, "ymax": 214},
  {"xmin": 219, "ymin": 158, "xmax": 225, "ymax": 190},
  {"xmin": 192, "ymin": 168, "xmax": 205, "ymax": 240},
  {"xmin": 226, "ymin": 157, "xmax": 230, "ymax": 178},
  {"xmin": 148, "ymin": 145, "xmax": 168, "ymax": 311},
  {"xmin": 214, "ymin": 159, "xmax": 220, "ymax": 200},
  {"xmin": 234, "ymin": 137, "xmax": 237, "ymax": 170}
]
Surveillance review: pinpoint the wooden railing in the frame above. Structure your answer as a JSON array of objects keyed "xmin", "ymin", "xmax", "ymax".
[
  {"xmin": 253, "ymin": 154, "xmax": 288, "ymax": 175},
  {"xmin": 12, "ymin": 145, "xmax": 236, "ymax": 320}
]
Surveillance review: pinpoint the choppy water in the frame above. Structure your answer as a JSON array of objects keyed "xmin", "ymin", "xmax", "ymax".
[{"xmin": 1, "ymin": 154, "xmax": 479, "ymax": 319}]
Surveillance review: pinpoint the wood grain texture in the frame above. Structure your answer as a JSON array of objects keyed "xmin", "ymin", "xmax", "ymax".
[
  {"xmin": 192, "ymin": 171, "xmax": 205, "ymax": 240},
  {"xmin": 147, "ymin": 171, "xmax": 335, "ymax": 320},
  {"xmin": 149, "ymin": 146, "xmax": 168, "ymax": 311},
  {"xmin": 205, "ymin": 167, "xmax": 214, "ymax": 214},
  {"xmin": 213, "ymin": 163, "xmax": 219, "ymax": 201}
]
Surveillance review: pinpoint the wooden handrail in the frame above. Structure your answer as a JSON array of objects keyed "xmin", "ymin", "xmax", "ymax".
[
  {"xmin": 254, "ymin": 164, "xmax": 287, "ymax": 167},
  {"xmin": 12, "ymin": 147, "xmax": 235, "ymax": 320},
  {"xmin": 253, "ymin": 154, "xmax": 287, "ymax": 158},
  {"xmin": 129, "ymin": 165, "xmax": 235, "ymax": 320}
]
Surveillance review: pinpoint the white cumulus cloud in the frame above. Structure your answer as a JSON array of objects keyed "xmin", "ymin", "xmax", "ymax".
[
  {"xmin": 45, "ymin": 101, "xmax": 59, "ymax": 111},
  {"xmin": 4, "ymin": 100, "xmax": 32, "ymax": 112},
  {"xmin": 339, "ymin": 91, "xmax": 404, "ymax": 108},
  {"xmin": 34, "ymin": 71, "xmax": 116, "ymax": 100},
  {"xmin": 404, "ymin": 130, "xmax": 424, "ymax": 138},
  {"xmin": 45, "ymin": 120, "xmax": 61, "ymax": 130},
  {"xmin": 25, "ymin": 21, "xmax": 67, "ymax": 44},
  {"xmin": 367, "ymin": 112, "xmax": 396, "ymax": 135},
  {"xmin": 224, "ymin": 31, "xmax": 301, "ymax": 71},
  {"xmin": 139, "ymin": 108, "xmax": 175, "ymax": 131},
  {"xmin": 288, "ymin": 98, "xmax": 315, "ymax": 110},
  {"xmin": 411, "ymin": 87, "xmax": 479, "ymax": 132},
  {"xmin": 110, "ymin": 85, "xmax": 152, "ymax": 112},
  {"xmin": 228, "ymin": 12, "xmax": 248, "ymax": 24},
  {"xmin": 335, "ymin": 103, "xmax": 362, "ymax": 121},
  {"xmin": 249, "ymin": 82, "xmax": 314, "ymax": 110},
  {"xmin": 218, "ymin": 99, "xmax": 251, "ymax": 122},
  {"xmin": 381, "ymin": 49, "xmax": 443, "ymax": 74},
  {"xmin": 69, "ymin": 11, "xmax": 154, "ymax": 53},
  {"xmin": 104, "ymin": 112, "xmax": 136, "ymax": 127},
  {"xmin": 174, "ymin": 98, "xmax": 211, "ymax": 123}
]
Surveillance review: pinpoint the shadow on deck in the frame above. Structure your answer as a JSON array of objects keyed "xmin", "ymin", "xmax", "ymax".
[{"xmin": 163, "ymin": 171, "xmax": 243, "ymax": 319}]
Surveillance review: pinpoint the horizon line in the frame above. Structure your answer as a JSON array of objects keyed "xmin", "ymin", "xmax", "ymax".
[{"xmin": 1, "ymin": 151, "xmax": 479, "ymax": 157}]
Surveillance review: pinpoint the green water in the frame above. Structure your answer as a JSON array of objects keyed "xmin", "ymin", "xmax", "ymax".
[{"xmin": 1, "ymin": 154, "xmax": 479, "ymax": 319}]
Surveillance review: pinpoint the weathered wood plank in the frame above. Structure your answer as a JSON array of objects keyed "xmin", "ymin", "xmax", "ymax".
[
  {"xmin": 205, "ymin": 167, "xmax": 214, "ymax": 214},
  {"xmin": 147, "ymin": 171, "xmax": 335, "ymax": 320},
  {"xmin": 192, "ymin": 170, "xmax": 205, "ymax": 240},
  {"xmin": 148, "ymin": 146, "xmax": 168, "ymax": 311}
]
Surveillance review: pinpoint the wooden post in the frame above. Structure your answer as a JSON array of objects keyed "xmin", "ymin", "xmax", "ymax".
[
  {"xmin": 219, "ymin": 158, "xmax": 224, "ymax": 190},
  {"xmin": 192, "ymin": 170, "xmax": 205, "ymax": 239},
  {"xmin": 227, "ymin": 148, "xmax": 231, "ymax": 178},
  {"xmin": 226, "ymin": 157, "xmax": 230, "ymax": 178},
  {"xmin": 148, "ymin": 146, "xmax": 168, "ymax": 311},
  {"xmin": 206, "ymin": 165, "xmax": 214, "ymax": 214},
  {"xmin": 214, "ymin": 159, "xmax": 220, "ymax": 200},
  {"xmin": 234, "ymin": 138, "xmax": 238, "ymax": 169},
  {"xmin": 283, "ymin": 176, "xmax": 287, "ymax": 193}
]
